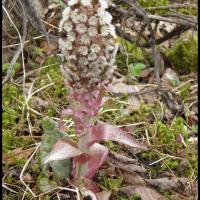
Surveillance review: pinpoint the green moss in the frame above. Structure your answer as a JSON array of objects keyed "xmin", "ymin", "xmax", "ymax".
[
  {"xmin": 138, "ymin": 0, "xmax": 168, "ymax": 7},
  {"xmin": 2, "ymin": 82, "xmax": 33, "ymax": 155},
  {"xmin": 149, "ymin": 117, "xmax": 187, "ymax": 152},
  {"xmin": 99, "ymin": 176, "xmax": 123, "ymax": 191},
  {"xmin": 104, "ymin": 141, "xmax": 121, "ymax": 152},
  {"xmin": 130, "ymin": 193, "xmax": 142, "ymax": 200},
  {"xmin": 2, "ymin": 130, "xmax": 16, "ymax": 153},
  {"xmin": 185, "ymin": 154, "xmax": 198, "ymax": 178},
  {"xmin": 180, "ymin": 83, "xmax": 191, "ymax": 100},
  {"xmin": 142, "ymin": 115, "xmax": 197, "ymax": 179},
  {"xmin": 138, "ymin": 0, "xmax": 168, "ymax": 14},
  {"xmin": 3, "ymin": 109, "xmax": 17, "ymax": 129},
  {"xmin": 2, "ymin": 62, "xmax": 21, "ymax": 76},
  {"xmin": 161, "ymin": 159, "xmax": 180, "ymax": 171},
  {"xmin": 166, "ymin": 35, "xmax": 197, "ymax": 74},
  {"xmin": 178, "ymin": 7, "xmax": 197, "ymax": 16}
]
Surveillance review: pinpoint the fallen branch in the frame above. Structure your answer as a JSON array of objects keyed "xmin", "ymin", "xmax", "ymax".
[{"xmin": 147, "ymin": 14, "xmax": 196, "ymax": 27}]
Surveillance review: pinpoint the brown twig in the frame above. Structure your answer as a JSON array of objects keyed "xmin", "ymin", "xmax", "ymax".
[
  {"xmin": 142, "ymin": 25, "xmax": 190, "ymax": 48},
  {"xmin": 112, "ymin": 3, "xmax": 197, "ymax": 27},
  {"xmin": 147, "ymin": 14, "xmax": 196, "ymax": 27}
]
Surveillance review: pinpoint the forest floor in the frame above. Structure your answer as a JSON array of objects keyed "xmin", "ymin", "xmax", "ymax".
[{"xmin": 2, "ymin": 0, "xmax": 198, "ymax": 199}]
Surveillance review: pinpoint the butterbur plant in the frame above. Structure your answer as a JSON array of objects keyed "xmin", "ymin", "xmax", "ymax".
[{"xmin": 43, "ymin": 0, "xmax": 147, "ymax": 188}]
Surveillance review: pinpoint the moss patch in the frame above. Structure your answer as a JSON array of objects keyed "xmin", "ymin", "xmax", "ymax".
[{"xmin": 166, "ymin": 34, "xmax": 197, "ymax": 74}]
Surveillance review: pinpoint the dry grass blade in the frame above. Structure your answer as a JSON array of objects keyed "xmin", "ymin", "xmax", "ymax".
[{"xmin": 2, "ymin": 2, "xmax": 27, "ymax": 84}]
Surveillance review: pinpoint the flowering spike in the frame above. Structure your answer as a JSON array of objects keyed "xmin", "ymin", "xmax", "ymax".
[
  {"xmin": 59, "ymin": 0, "xmax": 117, "ymax": 92},
  {"xmin": 55, "ymin": 0, "xmax": 147, "ymax": 181}
]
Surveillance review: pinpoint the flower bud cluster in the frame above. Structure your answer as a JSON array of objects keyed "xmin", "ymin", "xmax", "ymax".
[{"xmin": 59, "ymin": 0, "xmax": 117, "ymax": 92}]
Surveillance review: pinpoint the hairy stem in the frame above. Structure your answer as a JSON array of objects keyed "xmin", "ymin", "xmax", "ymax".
[{"xmin": 76, "ymin": 115, "xmax": 92, "ymax": 178}]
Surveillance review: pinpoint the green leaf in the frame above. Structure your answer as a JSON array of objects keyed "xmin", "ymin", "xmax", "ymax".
[
  {"xmin": 40, "ymin": 119, "xmax": 71, "ymax": 181},
  {"xmin": 51, "ymin": 160, "xmax": 71, "ymax": 181},
  {"xmin": 38, "ymin": 177, "xmax": 57, "ymax": 192},
  {"xmin": 129, "ymin": 63, "xmax": 146, "ymax": 77}
]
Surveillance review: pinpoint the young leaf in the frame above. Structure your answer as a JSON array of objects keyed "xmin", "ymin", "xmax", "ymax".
[
  {"xmin": 85, "ymin": 143, "xmax": 109, "ymax": 179},
  {"xmin": 50, "ymin": 160, "xmax": 72, "ymax": 181},
  {"xmin": 43, "ymin": 139, "xmax": 83, "ymax": 164},
  {"xmin": 88, "ymin": 121, "xmax": 148, "ymax": 150},
  {"xmin": 40, "ymin": 119, "xmax": 72, "ymax": 179},
  {"xmin": 129, "ymin": 63, "xmax": 146, "ymax": 77},
  {"xmin": 38, "ymin": 177, "xmax": 57, "ymax": 192},
  {"xmin": 72, "ymin": 143, "xmax": 109, "ymax": 179}
]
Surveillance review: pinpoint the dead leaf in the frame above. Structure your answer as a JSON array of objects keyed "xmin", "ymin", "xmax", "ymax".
[
  {"xmin": 145, "ymin": 177, "xmax": 181, "ymax": 191},
  {"xmin": 119, "ymin": 185, "xmax": 166, "ymax": 200},
  {"xmin": 123, "ymin": 172, "xmax": 146, "ymax": 185},
  {"xmin": 108, "ymin": 157, "xmax": 147, "ymax": 174},
  {"xmin": 99, "ymin": 167, "xmax": 115, "ymax": 177},
  {"xmin": 139, "ymin": 68, "xmax": 154, "ymax": 78},
  {"xmin": 22, "ymin": 173, "xmax": 33, "ymax": 182},
  {"xmin": 35, "ymin": 56, "xmax": 46, "ymax": 64},
  {"xmin": 110, "ymin": 152, "xmax": 138, "ymax": 164},
  {"xmin": 73, "ymin": 177, "xmax": 100, "ymax": 194},
  {"xmin": 142, "ymin": 90, "xmax": 158, "ymax": 104},
  {"xmin": 128, "ymin": 146, "xmax": 144, "ymax": 155},
  {"xmin": 32, "ymin": 97, "xmax": 49, "ymax": 108},
  {"xmin": 146, "ymin": 177, "xmax": 197, "ymax": 196},
  {"xmin": 127, "ymin": 95, "xmax": 141, "ymax": 112},
  {"xmin": 40, "ymin": 41, "xmax": 58, "ymax": 55},
  {"xmin": 96, "ymin": 190, "xmax": 112, "ymax": 200},
  {"xmin": 117, "ymin": 163, "xmax": 147, "ymax": 174},
  {"xmin": 162, "ymin": 68, "xmax": 180, "ymax": 88},
  {"xmin": 3, "ymin": 147, "xmax": 36, "ymax": 165},
  {"xmin": 108, "ymin": 83, "xmax": 139, "ymax": 95},
  {"xmin": 126, "ymin": 87, "xmax": 157, "ymax": 113}
]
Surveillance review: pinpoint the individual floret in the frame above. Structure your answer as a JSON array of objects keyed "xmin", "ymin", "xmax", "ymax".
[{"xmin": 80, "ymin": 0, "xmax": 92, "ymax": 7}]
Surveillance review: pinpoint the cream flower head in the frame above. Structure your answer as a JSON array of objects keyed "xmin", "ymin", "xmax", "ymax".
[
  {"xmin": 98, "ymin": 10, "xmax": 112, "ymax": 25},
  {"xmin": 68, "ymin": 0, "xmax": 79, "ymax": 6},
  {"xmin": 79, "ymin": 46, "xmax": 89, "ymax": 55},
  {"xmin": 59, "ymin": 0, "xmax": 117, "ymax": 91},
  {"xmin": 80, "ymin": 0, "xmax": 92, "ymax": 7},
  {"xmin": 76, "ymin": 24, "xmax": 87, "ymax": 34},
  {"xmin": 88, "ymin": 27, "xmax": 98, "ymax": 37}
]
